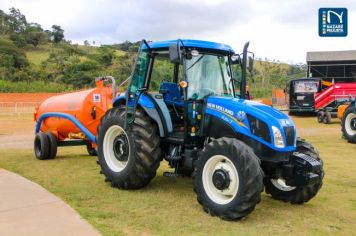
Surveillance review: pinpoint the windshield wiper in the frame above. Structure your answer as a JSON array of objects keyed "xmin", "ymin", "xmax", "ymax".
[{"xmin": 187, "ymin": 55, "xmax": 205, "ymax": 71}]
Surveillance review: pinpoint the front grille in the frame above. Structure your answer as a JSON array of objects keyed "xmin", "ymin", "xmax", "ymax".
[
  {"xmin": 247, "ymin": 115, "xmax": 271, "ymax": 143},
  {"xmin": 283, "ymin": 126, "xmax": 295, "ymax": 146}
]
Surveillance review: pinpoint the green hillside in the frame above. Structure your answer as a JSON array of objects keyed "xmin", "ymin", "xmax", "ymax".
[{"xmin": 0, "ymin": 7, "xmax": 306, "ymax": 97}]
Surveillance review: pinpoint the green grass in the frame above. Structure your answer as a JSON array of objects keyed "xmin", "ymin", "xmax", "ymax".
[
  {"xmin": 0, "ymin": 80, "xmax": 73, "ymax": 93},
  {"xmin": 26, "ymin": 49, "xmax": 50, "ymax": 66},
  {"xmin": 0, "ymin": 116, "xmax": 356, "ymax": 235}
]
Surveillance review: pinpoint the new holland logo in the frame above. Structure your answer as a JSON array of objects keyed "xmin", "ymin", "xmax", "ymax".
[
  {"xmin": 319, "ymin": 8, "xmax": 348, "ymax": 37},
  {"xmin": 236, "ymin": 111, "xmax": 246, "ymax": 122}
]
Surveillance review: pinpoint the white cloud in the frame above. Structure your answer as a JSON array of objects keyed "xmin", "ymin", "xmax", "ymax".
[{"xmin": 0, "ymin": 0, "xmax": 355, "ymax": 63}]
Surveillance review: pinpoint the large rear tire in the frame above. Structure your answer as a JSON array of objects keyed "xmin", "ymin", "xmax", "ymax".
[
  {"xmin": 194, "ymin": 138, "xmax": 264, "ymax": 220},
  {"xmin": 341, "ymin": 105, "xmax": 356, "ymax": 143},
  {"xmin": 97, "ymin": 106, "xmax": 161, "ymax": 189},
  {"xmin": 264, "ymin": 138, "xmax": 324, "ymax": 204}
]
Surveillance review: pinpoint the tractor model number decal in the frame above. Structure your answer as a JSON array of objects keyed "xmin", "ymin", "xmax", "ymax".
[{"xmin": 207, "ymin": 103, "xmax": 247, "ymax": 128}]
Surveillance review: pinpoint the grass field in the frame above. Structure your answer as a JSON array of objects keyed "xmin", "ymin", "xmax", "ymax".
[{"xmin": 0, "ymin": 115, "xmax": 355, "ymax": 235}]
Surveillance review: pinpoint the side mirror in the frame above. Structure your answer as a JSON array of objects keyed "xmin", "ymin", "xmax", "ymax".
[
  {"xmin": 248, "ymin": 55, "xmax": 254, "ymax": 73},
  {"xmin": 231, "ymin": 54, "xmax": 241, "ymax": 65},
  {"xmin": 169, "ymin": 44, "xmax": 180, "ymax": 63}
]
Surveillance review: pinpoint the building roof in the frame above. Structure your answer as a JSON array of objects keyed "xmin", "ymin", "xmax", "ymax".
[
  {"xmin": 307, "ymin": 50, "xmax": 356, "ymax": 62},
  {"xmin": 143, "ymin": 39, "xmax": 234, "ymax": 53}
]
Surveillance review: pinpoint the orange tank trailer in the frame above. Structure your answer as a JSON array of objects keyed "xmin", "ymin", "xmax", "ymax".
[{"xmin": 34, "ymin": 76, "xmax": 116, "ymax": 160}]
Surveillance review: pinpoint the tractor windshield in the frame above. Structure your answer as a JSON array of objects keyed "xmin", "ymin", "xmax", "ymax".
[{"xmin": 186, "ymin": 53, "xmax": 234, "ymax": 99}]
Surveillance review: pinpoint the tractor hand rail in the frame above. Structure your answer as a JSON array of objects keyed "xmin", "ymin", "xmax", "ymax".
[
  {"xmin": 95, "ymin": 76, "xmax": 117, "ymax": 100},
  {"xmin": 118, "ymin": 76, "xmax": 130, "ymax": 88},
  {"xmin": 35, "ymin": 112, "xmax": 96, "ymax": 143}
]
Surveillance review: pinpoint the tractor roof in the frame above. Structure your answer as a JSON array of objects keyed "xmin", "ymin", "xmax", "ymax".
[{"xmin": 144, "ymin": 39, "xmax": 234, "ymax": 53}]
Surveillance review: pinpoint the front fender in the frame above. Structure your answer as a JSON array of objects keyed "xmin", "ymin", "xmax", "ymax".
[{"xmin": 205, "ymin": 97, "xmax": 296, "ymax": 152}]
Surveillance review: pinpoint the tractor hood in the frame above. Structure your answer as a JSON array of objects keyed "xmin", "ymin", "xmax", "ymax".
[{"xmin": 206, "ymin": 96, "xmax": 296, "ymax": 151}]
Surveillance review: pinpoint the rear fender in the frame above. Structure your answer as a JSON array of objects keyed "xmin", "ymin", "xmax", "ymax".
[{"xmin": 113, "ymin": 94, "xmax": 167, "ymax": 137}]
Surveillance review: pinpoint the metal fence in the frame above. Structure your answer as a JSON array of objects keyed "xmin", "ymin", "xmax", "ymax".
[{"xmin": 0, "ymin": 102, "xmax": 40, "ymax": 116}]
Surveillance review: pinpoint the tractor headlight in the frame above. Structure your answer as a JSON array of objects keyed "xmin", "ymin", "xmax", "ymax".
[{"xmin": 272, "ymin": 126, "xmax": 285, "ymax": 148}]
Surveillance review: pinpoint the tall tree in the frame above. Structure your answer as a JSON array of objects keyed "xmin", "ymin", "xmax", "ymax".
[
  {"xmin": 6, "ymin": 8, "xmax": 27, "ymax": 33},
  {"xmin": 51, "ymin": 25, "xmax": 64, "ymax": 43}
]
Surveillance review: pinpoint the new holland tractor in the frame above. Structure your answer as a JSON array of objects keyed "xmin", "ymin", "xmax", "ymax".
[{"xmin": 97, "ymin": 39, "xmax": 324, "ymax": 220}]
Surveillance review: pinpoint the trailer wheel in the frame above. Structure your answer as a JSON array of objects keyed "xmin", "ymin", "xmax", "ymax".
[
  {"xmin": 45, "ymin": 132, "xmax": 57, "ymax": 159},
  {"xmin": 86, "ymin": 143, "xmax": 97, "ymax": 156},
  {"xmin": 97, "ymin": 106, "xmax": 161, "ymax": 189},
  {"xmin": 264, "ymin": 138, "xmax": 324, "ymax": 204},
  {"xmin": 194, "ymin": 138, "xmax": 263, "ymax": 220},
  {"xmin": 317, "ymin": 111, "xmax": 324, "ymax": 123},
  {"xmin": 323, "ymin": 111, "xmax": 331, "ymax": 124},
  {"xmin": 341, "ymin": 105, "xmax": 356, "ymax": 143},
  {"xmin": 34, "ymin": 132, "xmax": 50, "ymax": 160}
]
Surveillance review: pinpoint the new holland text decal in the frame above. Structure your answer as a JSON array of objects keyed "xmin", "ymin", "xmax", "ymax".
[{"xmin": 207, "ymin": 103, "xmax": 246, "ymax": 128}]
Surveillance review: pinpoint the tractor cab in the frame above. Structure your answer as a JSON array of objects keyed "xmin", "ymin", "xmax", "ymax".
[{"xmin": 121, "ymin": 40, "xmax": 253, "ymax": 145}]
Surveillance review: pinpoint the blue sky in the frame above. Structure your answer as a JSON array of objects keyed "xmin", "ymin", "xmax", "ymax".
[{"xmin": 0, "ymin": 0, "xmax": 355, "ymax": 63}]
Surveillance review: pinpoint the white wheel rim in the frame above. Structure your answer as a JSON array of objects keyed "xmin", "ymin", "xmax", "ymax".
[
  {"xmin": 103, "ymin": 125, "xmax": 130, "ymax": 172},
  {"xmin": 345, "ymin": 113, "xmax": 356, "ymax": 136},
  {"xmin": 271, "ymin": 178, "xmax": 296, "ymax": 191},
  {"xmin": 202, "ymin": 155, "xmax": 239, "ymax": 205}
]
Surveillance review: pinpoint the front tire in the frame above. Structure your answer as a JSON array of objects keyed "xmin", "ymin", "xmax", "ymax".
[
  {"xmin": 194, "ymin": 138, "xmax": 264, "ymax": 220},
  {"xmin": 341, "ymin": 105, "xmax": 356, "ymax": 143},
  {"xmin": 97, "ymin": 106, "xmax": 161, "ymax": 189},
  {"xmin": 264, "ymin": 138, "xmax": 324, "ymax": 204}
]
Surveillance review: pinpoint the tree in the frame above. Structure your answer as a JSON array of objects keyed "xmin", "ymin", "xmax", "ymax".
[
  {"xmin": 6, "ymin": 8, "xmax": 27, "ymax": 33},
  {"xmin": 25, "ymin": 23, "xmax": 47, "ymax": 47},
  {"xmin": 51, "ymin": 25, "xmax": 64, "ymax": 43},
  {"xmin": 0, "ymin": 10, "xmax": 7, "ymax": 34}
]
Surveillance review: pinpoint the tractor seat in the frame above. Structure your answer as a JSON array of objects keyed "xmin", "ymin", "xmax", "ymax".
[{"xmin": 159, "ymin": 82, "xmax": 184, "ymax": 107}]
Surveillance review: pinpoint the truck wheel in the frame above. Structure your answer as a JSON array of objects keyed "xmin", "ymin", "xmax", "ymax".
[
  {"xmin": 45, "ymin": 131, "xmax": 57, "ymax": 159},
  {"xmin": 341, "ymin": 105, "xmax": 356, "ymax": 143},
  {"xmin": 97, "ymin": 106, "xmax": 161, "ymax": 189},
  {"xmin": 264, "ymin": 138, "xmax": 324, "ymax": 204},
  {"xmin": 317, "ymin": 111, "xmax": 324, "ymax": 123},
  {"xmin": 86, "ymin": 143, "xmax": 97, "ymax": 156},
  {"xmin": 323, "ymin": 111, "xmax": 331, "ymax": 124},
  {"xmin": 194, "ymin": 138, "xmax": 263, "ymax": 220},
  {"xmin": 34, "ymin": 132, "xmax": 50, "ymax": 160}
]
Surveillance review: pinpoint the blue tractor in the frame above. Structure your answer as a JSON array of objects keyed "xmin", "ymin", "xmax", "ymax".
[{"xmin": 97, "ymin": 39, "xmax": 324, "ymax": 220}]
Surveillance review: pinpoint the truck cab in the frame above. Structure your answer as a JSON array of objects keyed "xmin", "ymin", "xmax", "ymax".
[{"xmin": 285, "ymin": 78, "xmax": 321, "ymax": 114}]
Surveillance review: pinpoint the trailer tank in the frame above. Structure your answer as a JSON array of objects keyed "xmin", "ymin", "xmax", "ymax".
[{"xmin": 34, "ymin": 77, "xmax": 116, "ymax": 159}]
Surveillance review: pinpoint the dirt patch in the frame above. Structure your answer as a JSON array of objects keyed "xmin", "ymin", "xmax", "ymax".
[
  {"xmin": 0, "ymin": 134, "xmax": 33, "ymax": 149},
  {"xmin": 0, "ymin": 115, "xmax": 34, "ymax": 149},
  {"xmin": 0, "ymin": 93, "xmax": 60, "ymax": 103}
]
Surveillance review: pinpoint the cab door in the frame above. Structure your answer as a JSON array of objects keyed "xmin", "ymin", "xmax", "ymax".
[{"xmin": 126, "ymin": 40, "xmax": 151, "ymax": 128}]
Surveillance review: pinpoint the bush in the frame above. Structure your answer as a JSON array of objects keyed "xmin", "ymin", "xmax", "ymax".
[{"xmin": 0, "ymin": 79, "xmax": 73, "ymax": 92}]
